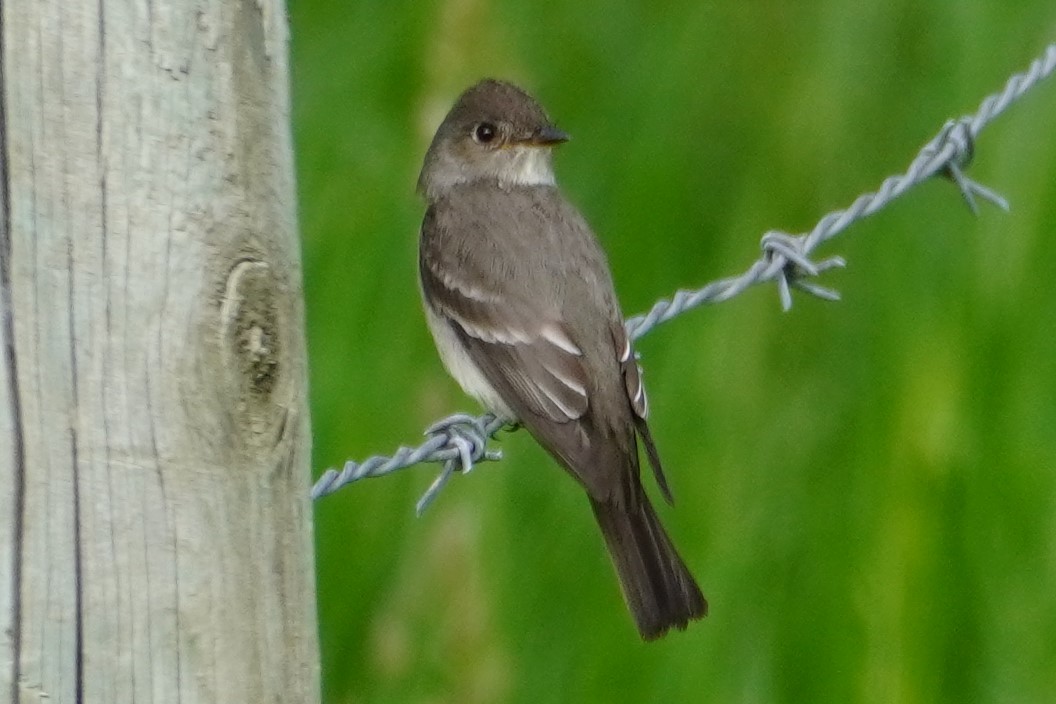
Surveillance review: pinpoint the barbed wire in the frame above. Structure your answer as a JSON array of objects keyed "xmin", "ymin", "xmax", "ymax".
[{"xmin": 312, "ymin": 42, "xmax": 1056, "ymax": 512}]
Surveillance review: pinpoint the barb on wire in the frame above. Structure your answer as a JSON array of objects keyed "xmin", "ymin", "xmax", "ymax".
[
  {"xmin": 312, "ymin": 412, "xmax": 506, "ymax": 505},
  {"xmin": 313, "ymin": 42, "xmax": 1056, "ymax": 509}
]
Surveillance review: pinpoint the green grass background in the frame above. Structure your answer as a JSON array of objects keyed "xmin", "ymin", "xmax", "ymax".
[{"xmin": 292, "ymin": 3, "xmax": 1056, "ymax": 702}]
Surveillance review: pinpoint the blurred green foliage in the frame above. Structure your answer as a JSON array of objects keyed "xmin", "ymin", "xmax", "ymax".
[{"xmin": 291, "ymin": 2, "xmax": 1056, "ymax": 702}]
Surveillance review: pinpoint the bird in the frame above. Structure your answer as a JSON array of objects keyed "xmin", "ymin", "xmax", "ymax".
[{"xmin": 416, "ymin": 78, "xmax": 706, "ymax": 639}]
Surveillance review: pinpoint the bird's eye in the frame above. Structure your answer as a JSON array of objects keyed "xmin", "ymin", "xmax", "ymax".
[{"xmin": 473, "ymin": 122, "xmax": 497, "ymax": 144}]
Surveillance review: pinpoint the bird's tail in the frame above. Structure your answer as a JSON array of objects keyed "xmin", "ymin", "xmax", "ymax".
[{"xmin": 589, "ymin": 488, "xmax": 707, "ymax": 640}]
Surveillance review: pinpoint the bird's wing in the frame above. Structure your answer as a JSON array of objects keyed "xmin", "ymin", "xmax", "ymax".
[
  {"xmin": 420, "ymin": 247, "xmax": 590, "ymax": 425},
  {"xmin": 419, "ymin": 193, "xmax": 664, "ymax": 502},
  {"xmin": 611, "ymin": 320, "xmax": 673, "ymax": 504}
]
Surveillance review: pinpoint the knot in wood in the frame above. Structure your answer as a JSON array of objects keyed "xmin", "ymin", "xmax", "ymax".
[{"xmin": 220, "ymin": 259, "xmax": 281, "ymax": 400}]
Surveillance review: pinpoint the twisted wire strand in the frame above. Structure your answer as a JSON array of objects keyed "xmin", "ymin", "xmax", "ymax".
[{"xmin": 312, "ymin": 43, "xmax": 1056, "ymax": 510}]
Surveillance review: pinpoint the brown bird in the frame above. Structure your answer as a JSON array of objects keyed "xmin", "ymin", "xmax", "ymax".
[{"xmin": 417, "ymin": 79, "xmax": 707, "ymax": 639}]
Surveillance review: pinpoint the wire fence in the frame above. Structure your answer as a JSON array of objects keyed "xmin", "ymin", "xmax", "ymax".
[{"xmin": 312, "ymin": 42, "xmax": 1056, "ymax": 513}]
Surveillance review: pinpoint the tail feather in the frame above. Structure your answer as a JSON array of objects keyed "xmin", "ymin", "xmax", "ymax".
[{"xmin": 590, "ymin": 490, "xmax": 707, "ymax": 639}]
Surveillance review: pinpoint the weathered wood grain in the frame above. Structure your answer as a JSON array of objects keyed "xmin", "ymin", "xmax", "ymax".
[{"xmin": 0, "ymin": 1, "xmax": 319, "ymax": 701}]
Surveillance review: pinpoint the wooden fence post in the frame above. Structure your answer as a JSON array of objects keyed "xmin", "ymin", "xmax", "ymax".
[{"xmin": 0, "ymin": 1, "xmax": 320, "ymax": 701}]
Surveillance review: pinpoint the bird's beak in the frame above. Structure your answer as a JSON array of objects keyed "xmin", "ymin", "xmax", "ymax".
[{"xmin": 528, "ymin": 125, "xmax": 570, "ymax": 146}]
